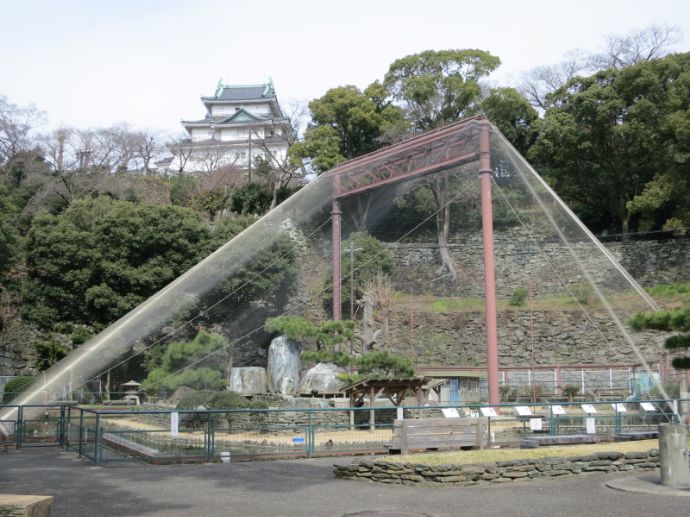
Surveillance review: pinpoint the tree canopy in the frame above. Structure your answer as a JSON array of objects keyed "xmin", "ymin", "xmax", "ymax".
[
  {"xmin": 480, "ymin": 87, "xmax": 539, "ymax": 156},
  {"xmin": 383, "ymin": 49, "xmax": 501, "ymax": 131},
  {"xmin": 22, "ymin": 196, "xmax": 213, "ymax": 327},
  {"xmin": 290, "ymin": 84, "xmax": 407, "ymax": 173},
  {"xmin": 0, "ymin": 180, "xmax": 20, "ymax": 274},
  {"xmin": 528, "ymin": 52, "xmax": 690, "ymax": 235},
  {"xmin": 631, "ymin": 306, "xmax": 690, "ymax": 369}
]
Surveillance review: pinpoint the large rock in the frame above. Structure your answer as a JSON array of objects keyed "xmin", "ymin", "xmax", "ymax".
[
  {"xmin": 168, "ymin": 386, "xmax": 195, "ymax": 404},
  {"xmin": 228, "ymin": 367, "xmax": 267, "ymax": 395},
  {"xmin": 299, "ymin": 362, "xmax": 346, "ymax": 394},
  {"xmin": 267, "ymin": 335, "xmax": 301, "ymax": 394}
]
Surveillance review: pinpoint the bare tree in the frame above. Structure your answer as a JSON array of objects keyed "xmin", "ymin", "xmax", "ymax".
[
  {"xmin": 520, "ymin": 25, "xmax": 682, "ymax": 110},
  {"xmin": 133, "ymin": 130, "xmax": 161, "ymax": 176},
  {"xmin": 199, "ymin": 144, "xmax": 230, "ymax": 174},
  {"xmin": 40, "ymin": 127, "xmax": 76, "ymax": 174},
  {"xmin": 0, "ymin": 95, "xmax": 45, "ymax": 166},
  {"xmin": 88, "ymin": 129, "xmax": 118, "ymax": 173},
  {"xmin": 108, "ymin": 123, "xmax": 139, "ymax": 172},
  {"xmin": 251, "ymin": 100, "xmax": 307, "ymax": 208},
  {"xmin": 520, "ymin": 50, "xmax": 595, "ymax": 110},
  {"xmin": 596, "ymin": 24, "xmax": 682, "ymax": 69},
  {"xmin": 168, "ymin": 135, "xmax": 194, "ymax": 174}
]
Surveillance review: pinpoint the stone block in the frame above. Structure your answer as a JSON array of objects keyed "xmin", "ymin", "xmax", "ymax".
[{"xmin": 0, "ymin": 495, "xmax": 53, "ymax": 517}]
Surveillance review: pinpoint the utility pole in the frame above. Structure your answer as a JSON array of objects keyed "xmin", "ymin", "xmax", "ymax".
[
  {"xmin": 248, "ymin": 129, "xmax": 252, "ymax": 182},
  {"xmin": 350, "ymin": 240, "xmax": 355, "ymax": 321}
]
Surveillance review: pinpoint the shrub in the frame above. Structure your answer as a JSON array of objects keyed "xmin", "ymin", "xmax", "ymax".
[
  {"xmin": 646, "ymin": 382, "xmax": 680, "ymax": 399},
  {"xmin": 562, "ymin": 384, "xmax": 580, "ymax": 401},
  {"xmin": 2, "ymin": 376, "xmax": 35, "ymax": 403},
  {"xmin": 509, "ymin": 288, "xmax": 528, "ymax": 307},
  {"xmin": 301, "ymin": 350, "xmax": 353, "ymax": 368},
  {"xmin": 176, "ymin": 389, "xmax": 268, "ymax": 430},
  {"xmin": 570, "ymin": 282, "xmax": 594, "ymax": 306},
  {"xmin": 356, "ymin": 351, "xmax": 414, "ymax": 378},
  {"xmin": 176, "ymin": 390, "xmax": 267, "ymax": 411},
  {"xmin": 498, "ymin": 384, "xmax": 511, "ymax": 400}
]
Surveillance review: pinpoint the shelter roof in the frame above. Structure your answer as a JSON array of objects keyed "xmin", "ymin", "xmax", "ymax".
[{"xmin": 341, "ymin": 377, "xmax": 429, "ymax": 394}]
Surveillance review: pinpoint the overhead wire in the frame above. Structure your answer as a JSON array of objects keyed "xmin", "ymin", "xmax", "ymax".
[{"xmin": 141, "ymin": 176, "xmax": 482, "ymax": 392}]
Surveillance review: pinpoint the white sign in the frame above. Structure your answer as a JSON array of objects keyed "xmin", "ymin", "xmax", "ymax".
[
  {"xmin": 551, "ymin": 405, "xmax": 566, "ymax": 415},
  {"xmin": 442, "ymin": 408, "xmax": 460, "ymax": 418},
  {"xmin": 529, "ymin": 418, "xmax": 543, "ymax": 431},
  {"xmin": 397, "ymin": 407, "xmax": 404, "ymax": 420},
  {"xmin": 585, "ymin": 417, "xmax": 596, "ymax": 434},
  {"xmin": 515, "ymin": 406, "xmax": 532, "ymax": 416},
  {"xmin": 611, "ymin": 403, "xmax": 627, "ymax": 413},
  {"xmin": 581, "ymin": 404, "xmax": 597, "ymax": 414},
  {"xmin": 171, "ymin": 411, "xmax": 179, "ymax": 437},
  {"xmin": 640, "ymin": 402, "xmax": 656, "ymax": 412},
  {"xmin": 480, "ymin": 407, "xmax": 498, "ymax": 417}
]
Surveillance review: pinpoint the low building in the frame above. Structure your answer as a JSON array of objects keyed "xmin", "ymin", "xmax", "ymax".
[{"xmin": 416, "ymin": 368, "xmax": 484, "ymax": 404}]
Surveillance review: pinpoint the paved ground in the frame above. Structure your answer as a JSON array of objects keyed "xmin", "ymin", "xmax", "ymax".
[{"xmin": 2, "ymin": 448, "xmax": 689, "ymax": 517}]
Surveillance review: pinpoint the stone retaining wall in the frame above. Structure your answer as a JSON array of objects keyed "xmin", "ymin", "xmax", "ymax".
[
  {"xmin": 384, "ymin": 235, "xmax": 690, "ymax": 297},
  {"xmin": 334, "ymin": 450, "xmax": 662, "ymax": 485}
]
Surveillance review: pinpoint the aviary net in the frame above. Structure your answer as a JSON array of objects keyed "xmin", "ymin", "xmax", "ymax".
[{"xmin": 1, "ymin": 117, "xmax": 666, "ymax": 420}]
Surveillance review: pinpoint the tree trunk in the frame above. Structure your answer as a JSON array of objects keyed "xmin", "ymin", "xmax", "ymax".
[
  {"xmin": 621, "ymin": 213, "xmax": 630, "ymax": 241},
  {"xmin": 345, "ymin": 194, "xmax": 373, "ymax": 232},
  {"xmin": 430, "ymin": 176, "xmax": 457, "ymax": 280},
  {"xmin": 270, "ymin": 180, "xmax": 280, "ymax": 210}
]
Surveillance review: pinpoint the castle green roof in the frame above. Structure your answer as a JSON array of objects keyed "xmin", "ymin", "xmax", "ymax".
[{"xmin": 201, "ymin": 83, "xmax": 275, "ymax": 102}]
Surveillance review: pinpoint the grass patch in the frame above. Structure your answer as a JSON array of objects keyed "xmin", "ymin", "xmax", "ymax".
[
  {"xmin": 646, "ymin": 282, "xmax": 690, "ymax": 297},
  {"xmin": 384, "ymin": 439, "xmax": 687, "ymax": 466},
  {"xmin": 429, "ymin": 297, "xmax": 485, "ymax": 312},
  {"xmin": 393, "ymin": 288, "xmax": 669, "ymax": 315}
]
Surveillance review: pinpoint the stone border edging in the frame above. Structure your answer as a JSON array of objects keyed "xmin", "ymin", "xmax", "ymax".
[{"xmin": 334, "ymin": 449, "xmax": 661, "ymax": 485}]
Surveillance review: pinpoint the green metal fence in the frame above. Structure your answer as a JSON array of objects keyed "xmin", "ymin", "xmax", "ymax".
[
  {"xmin": 2, "ymin": 399, "xmax": 688, "ymax": 463},
  {"xmin": 64, "ymin": 399, "xmax": 689, "ymax": 464},
  {"xmin": 0, "ymin": 404, "xmax": 71, "ymax": 448}
]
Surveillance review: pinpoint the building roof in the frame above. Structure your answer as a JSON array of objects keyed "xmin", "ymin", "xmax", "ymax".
[
  {"xmin": 201, "ymin": 83, "xmax": 275, "ymax": 103},
  {"xmin": 169, "ymin": 135, "xmax": 288, "ymax": 148},
  {"xmin": 182, "ymin": 108, "xmax": 271, "ymax": 126}
]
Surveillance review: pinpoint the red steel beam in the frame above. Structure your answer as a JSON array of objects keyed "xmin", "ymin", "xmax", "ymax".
[
  {"xmin": 325, "ymin": 115, "xmax": 482, "ymax": 179},
  {"xmin": 479, "ymin": 119, "xmax": 500, "ymax": 406},
  {"xmin": 334, "ymin": 151, "xmax": 478, "ymax": 199}
]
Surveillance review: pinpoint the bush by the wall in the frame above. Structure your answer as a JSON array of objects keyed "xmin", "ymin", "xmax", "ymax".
[{"xmin": 2, "ymin": 376, "xmax": 35, "ymax": 403}]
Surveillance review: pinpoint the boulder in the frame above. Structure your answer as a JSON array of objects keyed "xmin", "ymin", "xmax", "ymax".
[
  {"xmin": 228, "ymin": 367, "xmax": 267, "ymax": 395},
  {"xmin": 299, "ymin": 362, "xmax": 346, "ymax": 394},
  {"xmin": 267, "ymin": 335, "xmax": 301, "ymax": 394},
  {"xmin": 168, "ymin": 386, "xmax": 195, "ymax": 404}
]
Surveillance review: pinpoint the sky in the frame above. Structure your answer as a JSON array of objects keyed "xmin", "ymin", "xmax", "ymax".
[{"xmin": 2, "ymin": 0, "xmax": 690, "ymax": 137}]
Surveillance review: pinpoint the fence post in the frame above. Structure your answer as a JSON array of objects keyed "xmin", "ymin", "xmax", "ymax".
[
  {"xmin": 614, "ymin": 405, "xmax": 621, "ymax": 434},
  {"xmin": 306, "ymin": 411, "xmax": 313, "ymax": 459},
  {"xmin": 206, "ymin": 412, "xmax": 213, "ymax": 462},
  {"xmin": 59, "ymin": 405, "xmax": 65, "ymax": 447},
  {"xmin": 94, "ymin": 413, "xmax": 101, "ymax": 465},
  {"xmin": 78, "ymin": 409, "xmax": 84, "ymax": 458},
  {"xmin": 15, "ymin": 405, "xmax": 23, "ymax": 448}
]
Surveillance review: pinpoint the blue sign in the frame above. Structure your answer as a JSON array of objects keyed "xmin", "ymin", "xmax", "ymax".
[{"xmin": 292, "ymin": 437, "xmax": 305, "ymax": 443}]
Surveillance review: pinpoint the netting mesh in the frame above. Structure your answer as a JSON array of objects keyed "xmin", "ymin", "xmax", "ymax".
[{"xmin": 2, "ymin": 118, "xmax": 666, "ymax": 416}]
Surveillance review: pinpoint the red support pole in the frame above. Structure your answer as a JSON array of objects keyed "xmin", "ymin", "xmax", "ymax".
[
  {"xmin": 332, "ymin": 198, "xmax": 342, "ymax": 321},
  {"xmin": 479, "ymin": 119, "xmax": 500, "ymax": 405}
]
